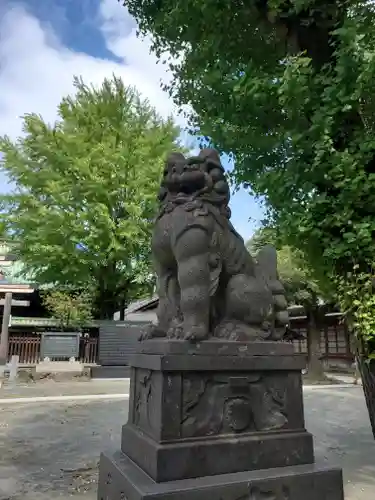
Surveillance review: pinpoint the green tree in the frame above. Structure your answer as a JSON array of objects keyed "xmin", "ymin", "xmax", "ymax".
[
  {"xmin": 41, "ymin": 289, "xmax": 93, "ymax": 331},
  {"xmin": 0, "ymin": 75, "xmax": 181, "ymax": 318},
  {"xmin": 276, "ymin": 246, "xmax": 326, "ymax": 379},
  {"xmin": 125, "ymin": 1, "xmax": 375, "ymax": 305},
  {"xmin": 249, "ymin": 229, "xmax": 328, "ymax": 378},
  {"xmin": 247, "ymin": 227, "xmax": 277, "ymax": 255},
  {"xmin": 126, "ymin": 1, "xmax": 375, "ymax": 374}
]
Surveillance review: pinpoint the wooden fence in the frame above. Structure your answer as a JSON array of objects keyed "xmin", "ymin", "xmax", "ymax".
[
  {"xmin": 6, "ymin": 317, "xmax": 352, "ymax": 366},
  {"xmin": 79, "ymin": 337, "xmax": 99, "ymax": 364},
  {"xmin": 8, "ymin": 334, "xmax": 41, "ymax": 364},
  {"xmin": 7, "ymin": 333, "xmax": 98, "ymax": 364}
]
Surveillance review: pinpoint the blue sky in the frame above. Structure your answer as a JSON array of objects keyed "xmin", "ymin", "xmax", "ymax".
[{"xmin": 0, "ymin": 0, "xmax": 264, "ymax": 241}]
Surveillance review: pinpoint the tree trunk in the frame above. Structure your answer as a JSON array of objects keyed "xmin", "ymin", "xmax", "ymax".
[
  {"xmin": 357, "ymin": 355, "xmax": 375, "ymax": 439},
  {"xmin": 94, "ymin": 289, "xmax": 117, "ymax": 320},
  {"xmin": 307, "ymin": 314, "xmax": 325, "ymax": 380},
  {"xmin": 99, "ymin": 299, "xmax": 117, "ymax": 320},
  {"xmin": 119, "ymin": 298, "xmax": 126, "ymax": 321}
]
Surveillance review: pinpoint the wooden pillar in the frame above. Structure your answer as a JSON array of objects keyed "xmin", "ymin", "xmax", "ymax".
[{"xmin": 0, "ymin": 292, "xmax": 12, "ymax": 364}]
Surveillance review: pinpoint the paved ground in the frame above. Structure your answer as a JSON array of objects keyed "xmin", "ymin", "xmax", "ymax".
[
  {"xmin": 0, "ymin": 379, "xmax": 130, "ymax": 399},
  {"xmin": 0, "ymin": 386, "xmax": 373, "ymax": 499},
  {"xmin": 0, "ymin": 372, "xmax": 356, "ymax": 400}
]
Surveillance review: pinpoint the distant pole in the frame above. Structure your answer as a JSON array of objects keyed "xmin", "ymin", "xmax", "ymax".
[{"xmin": 0, "ymin": 292, "xmax": 12, "ymax": 365}]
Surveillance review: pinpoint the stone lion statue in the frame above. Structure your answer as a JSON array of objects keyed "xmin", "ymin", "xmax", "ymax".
[{"xmin": 145, "ymin": 148, "xmax": 289, "ymax": 342}]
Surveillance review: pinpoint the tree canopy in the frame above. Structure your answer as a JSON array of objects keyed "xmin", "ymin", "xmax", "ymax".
[
  {"xmin": 126, "ymin": 0, "xmax": 375, "ymax": 344},
  {"xmin": 42, "ymin": 289, "xmax": 93, "ymax": 331},
  {"xmin": 0, "ymin": 75, "xmax": 181, "ymax": 318},
  {"xmin": 248, "ymin": 228, "xmax": 325, "ymax": 311},
  {"xmin": 248, "ymin": 227, "xmax": 329, "ymax": 376}
]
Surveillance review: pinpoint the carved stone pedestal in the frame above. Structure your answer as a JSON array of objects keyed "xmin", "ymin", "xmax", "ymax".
[{"xmin": 97, "ymin": 340, "xmax": 344, "ymax": 500}]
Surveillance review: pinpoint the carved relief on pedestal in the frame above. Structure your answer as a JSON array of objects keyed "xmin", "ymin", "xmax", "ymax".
[
  {"xmin": 236, "ymin": 485, "xmax": 290, "ymax": 500},
  {"xmin": 133, "ymin": 368, "xmax": 157, "ymax": 435},
  {"xmin": 181, "ymin": 373, "xmax": 288, "ymax": 438}
]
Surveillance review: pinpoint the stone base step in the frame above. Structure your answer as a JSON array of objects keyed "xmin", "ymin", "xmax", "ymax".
[{"xmin": 98, "ymin": 450, "xmax": 344, "ymax": 500}]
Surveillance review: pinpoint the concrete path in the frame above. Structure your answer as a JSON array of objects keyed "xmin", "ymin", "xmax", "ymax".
[
  {"xmin": 0, "ymin": 374, "xmax": 356, "ymax": 402},
  {"xmin": 0, "ymin": 379, "xmax": 130, "ymax": 400},
  {"xmin": 0, "ymin": 386, "xmax": 373, "ymax": 499},
  {"xmin": 0, "ymin": 393, "xmax": 130, "ymax": 404},
  {"xmin": 306, "ymin": 386, "xmax": 374, "ymax": 500}
]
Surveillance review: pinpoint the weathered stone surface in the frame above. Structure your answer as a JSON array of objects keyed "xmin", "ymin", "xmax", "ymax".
[
  {"xmin": 118, "ymin": 341, "xmax": 313, "ymax": 482},
  {"xmin": 121, "ymin": 424, "xmax": 314, "ymax": 482},
  {"xmin": 96, "ymin": 148, "xmax": 344, "ymax": 499},
  {"xmin": 130, "ymin": 353, "xmax": 306, "ymax": 371},
  {"xmin": 98, "ymin": 451, "xmax": 344, "ymax": 500},
  {"xmin": 146, "ymin": 148, "xmax": 289, "ymax": 342},
  {"xmin": 97, "ymin": 337, "xmax": 344, "ymax": 500},
  {"xmin": 126, "ymin": 342, "xmax": 306, "ymax": 440},
  {"xmin": 137, "ymin": 339, "xmax": 294, "ymax": 356}
]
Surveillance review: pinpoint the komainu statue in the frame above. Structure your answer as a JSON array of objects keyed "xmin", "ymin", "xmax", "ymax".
[{"xmin": 146, "ymin": 148, "xmax": 289, "ymax": 342}]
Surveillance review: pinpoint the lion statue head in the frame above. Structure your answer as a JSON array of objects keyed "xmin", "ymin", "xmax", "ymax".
[{"xmin": 158, "ymin": 148, "xmax": 231, "ymax": 211}]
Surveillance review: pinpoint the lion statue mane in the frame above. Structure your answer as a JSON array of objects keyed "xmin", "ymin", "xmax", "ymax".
[{"xmin": 145, "ymin": 148, "xmax": 289, "ymax": 342}]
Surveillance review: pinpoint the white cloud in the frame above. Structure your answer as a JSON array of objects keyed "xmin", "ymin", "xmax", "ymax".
[
  {"xmin": 0, "ymin": 0, "xmax": 184, "ymax": 146},
  {"xmin": 0, "ymin": 1, "xmax": 259, "ymax": 238}
]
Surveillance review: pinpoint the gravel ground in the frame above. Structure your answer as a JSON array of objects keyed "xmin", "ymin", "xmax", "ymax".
[{"xmin": 0, "ymin": 386, "xmax": 373, "ymax": 500}]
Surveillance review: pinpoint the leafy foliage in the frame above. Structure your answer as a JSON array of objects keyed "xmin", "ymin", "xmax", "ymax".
[
  {"xmin": 276, "ymin": 246, "xmax": 322, "ymax": 308},
  {"xmin": 0, "ymin": 75, "xmax": 181, "ymax": 318},
  {"xmin": 249, "ymin": 226, "xmax": 328, "ymax": 376},
  {"xmin": 248, "ymin": 228, "xmax": 323, "ymax": 309},
  {"xmin": 246, "ymin": 227, "xmax": 278, "ymax": 255},
  {"xmin": 337, "ymin": 268, "xmax": 375, "ymax": 352},
  {"xmin": 125, "ymin": 0, "xmax": 375, "ymax": 346},
  {"xmin": 41, "ymin": 289, "xmax": 93, "ymax": 330}
]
